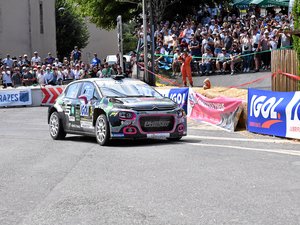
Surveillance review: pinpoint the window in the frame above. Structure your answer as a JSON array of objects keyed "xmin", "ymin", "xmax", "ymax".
[
  {"xmin": 80, "ymin": 82, "xmax": 99, "ymax": 101},
  {"xmin": 65, "ymin": 83, "xmax": 81, "ymax": 99},
  {"xmin": 39, "ymin": 1, "xmax": 44, "ymax": 34}
]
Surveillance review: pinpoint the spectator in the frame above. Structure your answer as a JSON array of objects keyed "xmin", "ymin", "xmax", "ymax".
[
  {"xmin": 11, "ymin": 67, "xmax": 22, "ymax": 87},
  {"xmin": 2, "ymin": 66, "xmax": 13, "ymax": 88},
  {"xmin": 101, "ymin": 62, "xmax": 114, "ymax": 78},
  {"xmin": 70, "ymin": 46, "xmax": 81, "ymax": 63},
  {"xmin": 45, "ymin": 52, "xmax": 55, "ymax": 65},
  {"xmin": 44, "ymin": 67, "xmax": 55, "ymax": 85},
  {"xmin": 172, "ymin": 48, "xmax": 181, "ymax": 77},
  {"xmin": 278, "ymin": 25, "xmax": 292, "ymax": 48},
  {"xmin": 31, "ymin": 51, "xmax": 42, "ymax": 66},
  {"xmin": 71, "ymin": 64, "xmax": 83, "ymax": 80},
  {"xmin": 258, "ymin": 30, "xmax": 272, "ymax": 70},
  {"xmin": 22, "ymin": 54, "xmax": 30, "ymax": 67},
  {"xmin": 91, "ymin": 53, "xmax": 101, "ymax": 68},
  {"xmin": 215, "ymin": 48, "xmax": 230, "ymax": 74},
  {"xmin": 199, "ymin": 47, "xmax": 213, "ymax": 75},
  {"xmin": 2, "ymin": 54, "xmax": 14, "ymax": 68},
  {"xmin": 22, "ymin": 67, "xmax": 36, "ymax": 86},
  {"xmin": 36, "ymin": 66, "xmax": 45, "ymax": 86},
  {"xmin": 228, "ymin": 43, "xmax": 242, "ymax": 75},
  {"xmin": 240, "ymin": 32, "xmax": 252, "ymax": 72}
]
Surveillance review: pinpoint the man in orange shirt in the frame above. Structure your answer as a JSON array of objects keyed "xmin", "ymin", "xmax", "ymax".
[{"xmin": 178, "ymin": 49, "xmax": 193, "ymax": 87}]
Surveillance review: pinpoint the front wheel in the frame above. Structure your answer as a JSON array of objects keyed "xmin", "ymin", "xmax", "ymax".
[
  {"xmin": 49, "ymin": 111, "xmax": 66, "ymax": 140},
  {"xmin": 95, "ymin": 114, "xmax": 110, "ymax": 146}
]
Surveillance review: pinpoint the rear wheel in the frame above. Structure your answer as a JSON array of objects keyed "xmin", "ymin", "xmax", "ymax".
[
  {"xmin": 49, "ymin": 111, "xmax": 66, "ymax": 140},
  {"xmin": 95, "ymin": 114, "xmax": 110, "ymax": 146}
]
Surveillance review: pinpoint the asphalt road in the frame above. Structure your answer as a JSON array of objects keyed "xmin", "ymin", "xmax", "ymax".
[
  {"xmin": 0, "ymin": 107, "xmax": 300, "ymax": 225},
  {"xmin": 171, "ymin": 71, "xmax": 272, "ymax": 90}
]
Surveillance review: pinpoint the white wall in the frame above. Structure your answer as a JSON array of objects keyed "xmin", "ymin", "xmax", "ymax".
[
  {"xmin": 0, "ymin": 0, "xmax": 56, "ymax": 60},
  {"xmin": 81, "ymin": 20, "xmax": 118, "ymax": 64}
]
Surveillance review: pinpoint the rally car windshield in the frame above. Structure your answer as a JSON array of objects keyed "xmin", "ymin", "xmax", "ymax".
[{"xmin": 95, "ymin": 81, "xmax": 163, "ymax": 98}]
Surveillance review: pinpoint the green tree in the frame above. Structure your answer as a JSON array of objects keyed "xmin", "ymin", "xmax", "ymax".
[
  {"xmin": 56, "ymin": 0, "xmax": 89, "ymax": 59},
  {"xmin": 123, "ymin": 22, "xmax": 138, "ymax": 54},
  {"xmin": 69, "ymin": 0, "xmax": 141, "ymax": 30}
]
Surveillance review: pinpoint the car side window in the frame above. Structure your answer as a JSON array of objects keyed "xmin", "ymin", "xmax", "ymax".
[
  {"xmin": 65, "ymin": 83, "xmax": 81, "ymax": 99},
  {"xmin": 80, "ymin": 82, "xmax": 99, "ymax": 101}
]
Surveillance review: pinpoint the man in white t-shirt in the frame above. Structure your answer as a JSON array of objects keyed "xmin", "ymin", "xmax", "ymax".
[{"xmin": 31, "ymin": 51, "xmax": 42, "ymax": 66}]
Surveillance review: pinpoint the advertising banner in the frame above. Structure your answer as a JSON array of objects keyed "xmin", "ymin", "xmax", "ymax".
[
  {"xmin": 0, "ymin": 89, "xmax": 32, "ymax": 107},
  {"xmin": 158, "ymin": 88, "xmax": 189, "ymax": 113},
  {"xmin": 248, "ymin": 89, "xmax": 300, "ymax": 139},
  {"xmin": 188, "ymin": 90, "xmax": 243, "ymax": 131}
]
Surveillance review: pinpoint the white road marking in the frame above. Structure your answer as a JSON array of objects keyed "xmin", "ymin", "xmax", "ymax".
[
  {"xmin": 187, "ymin": 142, "xmax": 300, "ymax": 157},
  {"xmin": 187, "ymin": 135, "xmax": 299, "ymax": 144}
]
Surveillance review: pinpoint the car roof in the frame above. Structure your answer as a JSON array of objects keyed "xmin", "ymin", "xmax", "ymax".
[{"xmin": 72, "ymin": 77, "xmax": 147, "ymax": 86}]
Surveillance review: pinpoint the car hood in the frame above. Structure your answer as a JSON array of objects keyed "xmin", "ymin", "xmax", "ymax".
[{"xmin": 111, "ymin": 97, "xmax": 177, "ymax": 111}]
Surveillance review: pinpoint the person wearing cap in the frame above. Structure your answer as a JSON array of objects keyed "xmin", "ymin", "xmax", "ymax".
[
  {"xmin": 178, "ymin": 49, "xmax": 193, "ymax": 87},
  {"xmin": 216, "ymin": 48, "xmax": 230, "ymax": 74},
  {"xmin": 31, "ymin": 51, "xmax": 41, "ymax": 66},
  {"xmin": 22, "ymin": 66, "xmax": 36, "ymax": 86},
  {"xmin": 170, "ymin": 34, "xmax": 179, "ymax": 50},
  {"xmin": 240, "ymin": 31, "xmax": 252, "ymax": 72},
  {"xmin": 278, "ymin": 25, "xmax": 292, "ymax": 48},
  {"xmin": 45, "ymin": 52, "xmax": 55, "ymax": 65},
  {"xmin": 44, "ymin": 67, "xmax": 55, "ymax": 85},
  {"xmin": 182, "ymin": 23, "xmax": 194, "ymax": 43},
  {"xmin": 36, "ymin": 65, "xmax": 45, "ymax": 86},
  {"xmin": 2, "ymin": 66, "xmax": 13, "ymax": 88},
  {"xmin": 22, "ymin": 54, "xmax": 30, "ymax": 67},
  {"xmin": 11, "ymin": 67, "xmax": 22, "ymax": 87}
]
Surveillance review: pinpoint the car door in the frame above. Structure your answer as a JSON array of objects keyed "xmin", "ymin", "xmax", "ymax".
[
  {"xmin": 62, "ymin": 82, "xmax": 82, "ymax": 131},
  {"xmin": 78, "ymin": 81, "xmax": 100, "ymax": 133}
]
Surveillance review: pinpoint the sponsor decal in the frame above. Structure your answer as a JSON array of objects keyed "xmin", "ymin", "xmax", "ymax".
[
  {"xmin": 69, "ymin": 116, "xmax": 75, "ymax": 122},
  {"xmin": 80, "ymin": 121, "xmax": 93, "ymax": 129},
  {"xmin": 144, "ymin": 121, "xmax": 170, "ymax": 128},
  {"xmin": 80, "ymin": 104, "xmax": 89, "ymax": 116},
  {"xmin": 247, "ymin": 89, "xmax": 295, "ymax": 138},
  {"xmin": 147, "ymin": 133, "xmax": 170, "ymax": 138},
  {"xmin": 188, "ymin": 90, "xmax": 242, "ymax": 131},
  {"xmin": 0, "ymin": 89, "xmax": 32, "ymax": 106},
  {"xmin": 286, "ymin": 92, "xmax": 300, "ymax": 139},
  {"xmin": 111, "ymin": 133, "xmax": 125, "ymax": 137},
  {"xmin": 249, "ymin": 95, "xmax": 283, "ymax": 128}
]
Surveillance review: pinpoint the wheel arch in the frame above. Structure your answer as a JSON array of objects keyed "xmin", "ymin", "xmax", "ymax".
[{"xmin": 93, "ymin": 108, "xmax": 107, "ymax": 127}]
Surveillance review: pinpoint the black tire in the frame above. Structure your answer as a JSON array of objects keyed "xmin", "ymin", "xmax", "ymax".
[
  {"xmin": 167, "ymin": 136, "xmax": 182, "ymax": 141},
  {"xmin": 95, "ymin": 114, "xmax": 110, "ymax": 146},
  {"xmin": 49, "ymin": 111, "xmax": 66, "ymax": 140}
]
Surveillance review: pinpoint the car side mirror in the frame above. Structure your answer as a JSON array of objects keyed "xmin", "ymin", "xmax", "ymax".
[{"xmin": 78, "ymin": 95, "xmax": 88, "ymax": 104}]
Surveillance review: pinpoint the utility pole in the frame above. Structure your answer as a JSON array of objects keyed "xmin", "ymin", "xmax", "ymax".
[
  {"xmin": 117, "ymin": 15, "xmax": 124, "ymax": 73},
  {"xmin": 149, "ymin": 1, "xmax": 155, "ymax": 86},
  {"xmin": 142, "ymin": 0, "xmax": 148, "ymax": 82}
]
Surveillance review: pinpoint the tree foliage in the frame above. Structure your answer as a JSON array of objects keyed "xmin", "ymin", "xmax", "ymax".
[
  {"xmin": 293, "ymin": 0, "xmax": 300, "ymax": 64},
  {"xmin": 56, "ymin": 0, "xmax": 89, "ymax": 59},
  {"xmin": 69, "ymin": 0, "xmax": 141, "ymax": 30}
]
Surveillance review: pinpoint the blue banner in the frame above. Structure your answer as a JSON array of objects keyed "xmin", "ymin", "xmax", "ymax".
[
  {"xmin": 247, "ymin": 88, "xmax": 294, "ymax": 137},
  {"xmin": 168, "ymin": 88, "xmax": 189, "ymax": 113}
]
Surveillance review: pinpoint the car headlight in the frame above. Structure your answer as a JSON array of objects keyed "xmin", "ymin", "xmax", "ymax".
[
  {"xmin": 118, "ymin": 111, "xmax": 136, "ymax": 120},
  {"xmin": 177, "ymin": 108, "xmax": 185, "ymax": 118}
]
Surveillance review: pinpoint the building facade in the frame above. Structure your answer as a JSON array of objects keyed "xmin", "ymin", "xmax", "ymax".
[{"xmin": 0, "ymin": 0, "xmax": 56, "ymax": 60}]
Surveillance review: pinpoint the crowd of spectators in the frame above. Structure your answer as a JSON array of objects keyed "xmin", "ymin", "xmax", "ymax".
[
  {"xmin": 137, "ymin": 4, "xmax": 293, "ymax": 76},
  {"xmin": 0, "ymin": 46, "xmax": 134, "ymax": 88}
]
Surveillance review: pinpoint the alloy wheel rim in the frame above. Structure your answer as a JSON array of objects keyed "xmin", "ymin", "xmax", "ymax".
[
  {"xmin": 50, "ymin": 114, "xmax": 59, "ymax": 137},
  {"xmin": 96, "ymin": 117, "xmax": 106, "ymax": 143}
]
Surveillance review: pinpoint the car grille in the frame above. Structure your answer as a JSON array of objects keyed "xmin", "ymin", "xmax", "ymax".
[
  {"xmin": 139, "ymin": 115, "xmax": 175, "ymax": 132},
  {"xmin": 132, "ymin": 105, "xmax": 176, "ymax": 111}
]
